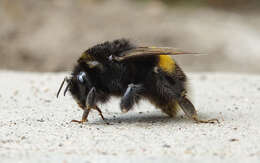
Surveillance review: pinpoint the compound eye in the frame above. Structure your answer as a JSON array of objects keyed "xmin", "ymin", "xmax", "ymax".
[{"xmin": 77, "ymin": 72, "xmax": 87, "ymax": 83}]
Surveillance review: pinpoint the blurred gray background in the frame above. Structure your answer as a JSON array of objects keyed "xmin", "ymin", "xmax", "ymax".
[{"xmin": 1, "ymin": 0, "xmax": 260, "ymax": 73}]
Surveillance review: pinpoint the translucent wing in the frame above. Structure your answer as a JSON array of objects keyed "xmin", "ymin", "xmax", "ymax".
[{"xmin": 111, "ymin": 47, "xmax": 199, "ymax": 62}]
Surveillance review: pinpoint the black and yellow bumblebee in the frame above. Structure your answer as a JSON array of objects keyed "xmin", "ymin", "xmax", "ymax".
[{"xmin": 57, "ymin": 39, "xmax": 218, "ymax": 124}]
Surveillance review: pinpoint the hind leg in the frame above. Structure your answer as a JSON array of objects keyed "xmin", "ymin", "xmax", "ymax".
[
  {"xmin": 178, "ymin": 96, "xmax": 219, "ymax": 123},
  {"xmin": 150, "ymin": 72, "xmax": 218, "ymax": 123}
]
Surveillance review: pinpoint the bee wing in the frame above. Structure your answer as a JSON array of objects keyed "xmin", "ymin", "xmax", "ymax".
[{"xmin": 112, "ymin": 47, "xmax": 199, "ymax": 61}]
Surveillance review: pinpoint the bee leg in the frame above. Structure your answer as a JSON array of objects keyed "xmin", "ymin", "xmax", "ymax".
[
  {"xmin": 71, "ymin": 87, "xmax": 105, "ymax": 124},
  {"xmin": 94, "ymin": 106, "xmax": 109, "ymax": 125},
  {"xmin": 178, "ymin": 96, "xmax": 219, "ymax": 123},
  {"xmin": 86, "ymin": 87, "xmax": 109, "ymax": 124},
  {"xmin": 120, "ymin": 83, "xmax": 144, "ymax": 113},
  {"xmin": 71, "ymin": 108, "xmax": 90, "ymax": 124}
]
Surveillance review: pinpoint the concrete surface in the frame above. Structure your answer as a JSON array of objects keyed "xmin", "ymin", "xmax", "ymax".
[{"xmin": 0, "ymin": 71, "xmax": 260, "ymax": 163}]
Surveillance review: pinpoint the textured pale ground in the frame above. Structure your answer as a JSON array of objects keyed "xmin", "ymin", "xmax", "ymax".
[{"xmin": 0, "ymin": 71, "xmax": 260, "ymax": 163}]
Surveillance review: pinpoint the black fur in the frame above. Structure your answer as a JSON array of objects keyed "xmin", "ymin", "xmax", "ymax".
[
  {"xmin": 68, "ymin": 39, "xmax": 187, "ymax": 118},
  {"xmin": 83, "ymin": 39, "xmax": 135, "ymax": 62}
]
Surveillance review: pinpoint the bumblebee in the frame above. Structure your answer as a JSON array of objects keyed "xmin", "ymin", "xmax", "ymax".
[{"xmin": 57, "ymin": 39, "xmax": 218, "ymax": 124}]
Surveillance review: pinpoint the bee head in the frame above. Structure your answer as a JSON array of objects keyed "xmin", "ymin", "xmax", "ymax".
[
  {"xmin": 69, "ymin": 71, "xmax": 93, "ymax": 108},
  {"xmin": 57, "ymin": 54, "xmax": 104, "ymax": 107},
  {"xmin": 57, "ymin": 68, "xmax": 93, "ymax": 108}
]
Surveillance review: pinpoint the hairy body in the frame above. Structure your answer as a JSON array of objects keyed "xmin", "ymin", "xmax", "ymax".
[{"xmin": 58, "ymin": 39, "xmax": 218, "ymax": 123}]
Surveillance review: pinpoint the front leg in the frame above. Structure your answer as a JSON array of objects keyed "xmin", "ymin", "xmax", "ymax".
[
  {"xmin": 120, "ymin": 83, "xmax": 144, "ymax": 113},
  {"xmin": 71, "ymin": 108, "xmax": 90, "ymax": 123},
  {"xmin": 71, "ymin": 87, "xmax": 108, "ymax": 124}
]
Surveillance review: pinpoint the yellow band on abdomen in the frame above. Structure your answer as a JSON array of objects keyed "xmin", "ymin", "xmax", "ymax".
[{"xmin": 158, "ymin": 55, "xmax": 175, "ymax": 73}]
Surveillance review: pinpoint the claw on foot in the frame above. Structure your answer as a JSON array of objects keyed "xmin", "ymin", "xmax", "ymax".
[
  {"xmin": 193, "ymin": 116, "xmax": 219, "ymax": 124},
  {"xmin": 71, "ymin": 119, "xmax": 87, "ymax": 124},
  {"xmin": 121, "ymin": 107, "xmax": 128, "ymax": 113},
  {"xmin": 71, "ymin": 105, "xmax": 110, "ymax": 125},
  {"xmin": 95, "ymin": 106, "xmax": 110, "ymax": 125}
]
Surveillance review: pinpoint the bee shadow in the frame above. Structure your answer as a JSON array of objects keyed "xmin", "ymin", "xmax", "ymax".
[
  {"xmin": 90, "ymin": 111, "xmax": 221, "ymax": 126},
  {"xmin": 91, "ymin": 112, "xmax": 191, "ymax": 125}
]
